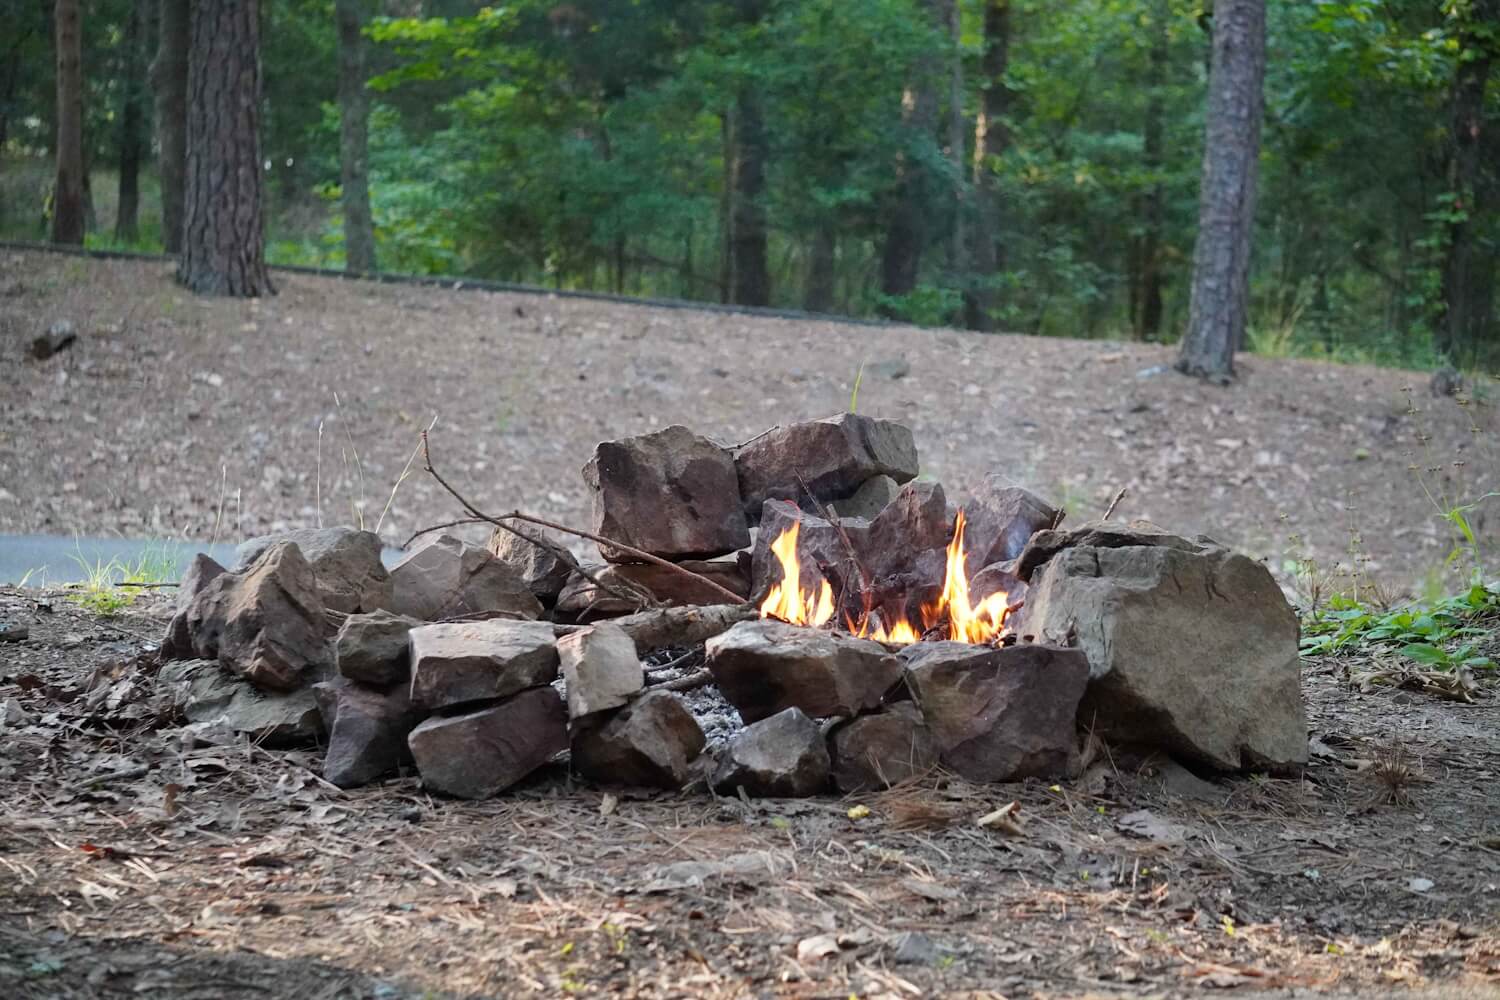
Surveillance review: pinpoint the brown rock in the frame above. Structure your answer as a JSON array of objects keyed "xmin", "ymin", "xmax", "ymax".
[
  {"xmin": 571, "ymin": 690, "xmax": 706, "ymax": 788},
  {"xmin": 407, "ymin": 687, "xmax": 568, "ymax": 799},
  {"xmin": 487, "ymin": 526, "xmax": 577, "ymax": 602},
  {"xmin": 556, "ymin": 559, "xmax": 750, "ymax": 621},
  {"xmin": 828, "ymin": 702, "xmax": 938, "ymax": 792},
  {"xmin": 557, "ymin": 623, "xmax": 643, "ymax": 720},
  {"xmin": 584, "ymin": 425, "xmax": 749, "ymax": 562},
  {"xmin": 902, "ymin": 642, "xmax": 1089, "ymax": 782},
  {"xmin": 334, "ymin": 609, "xmax": 422, "ymax": 685},
  {"xmin": 387, "ymin": 533, "xmax": 543, "ymax": 622},
  {"xmin": 705, "ymin": 619, "xmax": 902, "ymax": 723},
  {"xmin": 159, "ymin": 659, "xmax": 325, "ymax": 746},
  {"xmin": 734, "ymin": 414, "xmax": 919, "ymax": 514},
  {"xmin": 749, "ymin": 500, "xmax": 870, "ymax": 605},
  {"xmin": 833, "ymin": 474, "xmax": 900, "ymax": 520},
  {"xmin": 162, "ymin": 553, "xmax": 227, "ymax": 659},
  {"xmin": 712, "ymin": 707, "xmax": 830, "ymax": 798},
  {"xmin": 236, "ymin": 527, "xmax": 393, "ymax": 614},
  {"xmin": 1015, "ymin": 519, "xmax": 1210, "ymax": 582},
  {"xmin": 959, "ymin": 479, "xmax": 1058, "ymax": 577},
  {"xmin": 313, "ymin": 677, "xmax": 426, "ymax": 788},
  {"xmin": 408, "ymin": 619, "xmax": 559, "ymax": 710},
  {"xmin": 1020, "ymin": 540, "xmax": 1307, "ymax": 772},
  {"xmin": 168, "ymin": 541, "xmax": 330, "ymax": 691}
]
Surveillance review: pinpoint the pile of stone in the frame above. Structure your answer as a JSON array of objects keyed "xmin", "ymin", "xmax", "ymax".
[{"xmin": 155, "ymin": 414, "xmax": 1308, "ymax": 803}]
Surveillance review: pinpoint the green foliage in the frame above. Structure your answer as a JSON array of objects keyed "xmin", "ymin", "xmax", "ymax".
[
  {"xmin": 1301, "ymin": 581, "xmax": 1499, "ymax": 671},
  {"xmin": 66, "ymin": 542, "xmax": 186, "ymax": 617}
]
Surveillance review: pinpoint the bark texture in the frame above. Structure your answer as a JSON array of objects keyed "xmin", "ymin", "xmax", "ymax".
[
  {"xmin": 150, "ymin": 0, "xmax": 189, "ymax": 253},
  {"xmin": 1176, "ymin": 0, "xmax": 1265, "ymax": 381},
  {"xmin": 728, "ymin": 93, "xmax": 770, "ymax": 306},
  {"xmin": 336, "ymin": 0, "xmax": 376, "ymax": 274},
  {"xmin": 803, "ymin": 227, "xmax": 836, "ymax": 313},
  {"xmin": 178, "ymin": 0, "xmax": 274, "ymax": 297},
  {"xmin": 963, "ymin": 0, "xmax": 1012, "ymax": 332},
  {"xmin": 114, "ymin": 0, "xmax": 151, "ymax": 244},
  {"xmin": 1129, "ymin": 0, "xmax": 1168, "ymax": 341},
  {"xmin": 51, "ymin": 0, "xmax": 85, "ymax": 246}
]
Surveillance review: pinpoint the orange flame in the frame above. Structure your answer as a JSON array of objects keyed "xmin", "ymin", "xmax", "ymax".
[
  {"xmin": 758, "ymin": 520, "xmax": 835, "ymax": 627},
  {"xmin": 759, "ymin": 509, "xmax": 1011, "ymax": 646}
]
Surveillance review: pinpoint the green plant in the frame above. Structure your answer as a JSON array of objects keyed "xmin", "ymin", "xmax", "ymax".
[
  {"xmin": 849, "ymin": 361, "xmax": 866, "ymax": 414},
  {"xmin": 1301, "ymin": 581, "xmax": 1499, "ymax": 672},
  {"xmin": 67, "ymin": 541, "xmax": 187, "ymax": 617}
]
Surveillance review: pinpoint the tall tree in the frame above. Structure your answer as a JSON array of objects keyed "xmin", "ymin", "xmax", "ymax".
[
  {"xmin": 1176, "ymin": 0, "xmax": 1266, "ymax": 381},
  {"xmin": 726, "ymin": 0, "xmax": 770, "ymax": 307},
  {"xmin": 51, "ymin": 0, "xmax": 85, "ymax": 245},
  {"xmin": 964, "ymin": 0, "xmax": 1013, "ymax": 332},
  {"xmin": 879, "ymin": 0, "xmax": 943, "ymax": 309},
  {"xmin": 150, "ymin": 0, "xmax": 189, "ymax": 253},
  {"xmin": 1130, "ymin": 0, "xmax": 1170, "ymax": 340},
  {"xmin": 178, "ymin": 0, "xmax": 274, "ymax": 296},
  {"xmin": 336, "ymin": 0, "xmax": 377, "ymax": 273},
  {"xmin": 114, "ymin": 0, "xmax": 151, "ymax": 244}
]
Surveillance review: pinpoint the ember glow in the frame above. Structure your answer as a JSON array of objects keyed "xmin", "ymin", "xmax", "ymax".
[{"xmin": 759, "ymin": 510, "xmax": 1012, "ymax": 645}]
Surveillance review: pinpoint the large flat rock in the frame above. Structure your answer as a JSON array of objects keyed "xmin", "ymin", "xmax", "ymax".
[
  {"xmin": 734, "ymin": 414, "xmax": 919, "ymax": 514},
  {"xmin": 387, "ymin": 533, "xmax": 543, "ymax": 622},
  {"xmin": 705, "ymin": 619, "xmax": 902, "ymax": 723},
  {"xmin": 408, "ymin": 619, "xmax": 559, "ymax": 710},
  {"xmin": 407, "ymin": 687, "xmax": 568, "ymax": 799}
]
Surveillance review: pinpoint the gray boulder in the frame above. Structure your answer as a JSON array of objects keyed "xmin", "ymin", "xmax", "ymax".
[
  {"xmin": 313, "ymin": 677, "xmax": 426, "ymax": 788},
  {"xmin": 334, "ymin": 609, "xmax": 421, "ymax": 685},
  {"xmin": 159, "ymin": 659, "xmax": 325, "ymax": 746},
  {"xmin": 1015, "ymin": 519, "xmax": 1209, "ymax": 582},
  {"xmin": 1020, "ymin": 535, "xmax": 1307, "ymax": 772},
  {"xmin": 903, "ymin": 642, "xmax": 1089, "ymax": 782},
  {"xmin": 237, "ymin": 526, "xmax": 392, "ymax": 614},
  {"xmin": 387, "ymin": 533, "xmax": 543, "ymax": 622},
  {"xmin": 487, "ymin": 526, "xmax": 577, "ymax": 602},
  {"xmin": 557, "ymin": 623, "xmax": 643, "ymax": 721},
  {"xmin": 828, "ymin": 702, "xmax": 938, "ymax": 792},
  {"xmin": 734, "ymin": 414, "xmax": 919, "ymax": 514},
  {"xmin": 706, "ymin": 619, "xmax": 902, "ymax": 723},
  {"xmin": 584, "ymin": 425, "xmax": 750, "ymax": 562},
  {"xmin": 712, "ymin": 707, "xmax": 830, "ymax": 798},
  {"xmin": 832, "ymin": 475, "xmax": 900, "ymax": 521},
  {"xmin": 166, "ymin": 541, "xmax": 330, "ymax": 691},
  {"xmin": 407, "ymin": 687, "xmax": 568, "ymax": 799},
  {"xmin": 571, "ymin": 690, "xmax": 706, "ymax": 788},
  {"xmin": 409, "ymin": 619, "xmax": 559, "ymax": 711}
]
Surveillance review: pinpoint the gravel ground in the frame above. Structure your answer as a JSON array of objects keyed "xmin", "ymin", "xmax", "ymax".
[{"xmin": 2, "ymin": 248, "xmax": 1496, "ymax": 591}]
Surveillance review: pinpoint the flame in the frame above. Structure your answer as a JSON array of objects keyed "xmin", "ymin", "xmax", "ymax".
[
  {"xmin": 758, "ymin": 520, "xmax": 835, "ymax": 626},
  {"xmin": 759, "ymin": 509, "xmax": 1011, "ymax": 646}
]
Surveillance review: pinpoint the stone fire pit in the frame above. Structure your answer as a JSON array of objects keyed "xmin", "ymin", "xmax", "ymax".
[{"xmin": 156, "ymin": 415, "xmax": 1308, "ymax": 800}]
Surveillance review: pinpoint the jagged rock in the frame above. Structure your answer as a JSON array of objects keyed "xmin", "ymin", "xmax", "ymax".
[
  {"xmin": 557, "ymin": 623, "xmax": 643, "ymax": 720},
  {"xmin": 159, "ymin": 659, "xmax": 325, "ymax": 746},
  {"xmin": 960, "ymin": 478, "xmax": 1058, "ymax": 576},
  {"xmin": 863, "ymin": 481, "xmax": 953, "ymax": 598},
  {"xmin": 236, "ymin": 526, "xmax": 392, "ymax": 614},
  {"xmin": 828, "ymin": 702, "xmax": 939, "ymax": 792},
  {"xmin": 334, "ymin": 610, "xmax": 422, "ymax": 685},
  {"xmin": 833, "ymin": 475, "xmax": 900, "ymax": 520},
  {"xmin": 165, "ymin": 541, "xmax": 330, "ymax": 691},
  {"xmin": 30, "ymin": 319, "xmax": 76, "ymax": 360},
  {"xmin": 749, "ymin": 499, "xmax": 871, "ymax": 604},
  {"xmin": 969, "ymin": 563, "xmax": 1026, "ymax": 610},
  {"xmin": 313, "ymin": 677, "xmax": 426, "ymax": 788},
  {"xmin": 163, "ymin": 553, "xmax": 227, "ymax": 658},
  {"xmin": 706, "ymin": 619, "xmax": 902, "ymax": 724},
  {"xmin": 387, "ymin": 533, "xmax": 543, "ymax": 622},
  {"xmin": 556, "ymin": 559, "xmax": 750, "ymax": 621},
  {"xmin": 712, "ymin": 707, "xmax": 830, "ymax": 798},
  {"xmin": 487, "ymin": 526, "xmax": 577, "ymax": 602},
  {"xmin": 584, "ymin": 425, "xmax": 749, "ymax": 562},
  {"xmin": 1020, "ymin": 538, "xmax": 1307, "ymax": 772},
  {"xmin": 408, "ymin": 619, "xmax": 559, "ymax": 710},
  {"xmin": 407, "ymin": 687, "xmax": 568, "ymax": 798},
  {"xmin": 589, "ymin": 604, "xmax": 758, "ymax": 654},
  {"xmin": 1015, "ymin": 520, "xmax": 1209, "ymax": 582},
  {"xmin": 734, "ymin": 414, "xmax": 919, "ymax": 514},
  {"xmin": 902, "ymin": 642, "xmax": 1089, "ymax": 782},
  {"xmin": 571, "ymin": 690, "xmax": 706, "ymax": 788}
]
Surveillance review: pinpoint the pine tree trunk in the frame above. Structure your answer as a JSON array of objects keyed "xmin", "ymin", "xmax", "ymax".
[
  {"xmin": 945, "ymin": 0, "xmax": 965, "ymax": 276},
  {"xmin": 803, "ymin": 227, "xmax": 836, "ymax": 313},
  {"xmin": 51, "ymin": 0, "xmax": 85, "ymax": 246},
  {"xmin": 1438, "ymin": 1, "xmax": 1497, "ymax": 364},
  {"xmin": 1176, "ymin": 0, "xmax": 1265, "ymax": 382},
  {"xmin": 963, "ymin": 0, "xmax": 1012, "ymax": 331},
  {"xmin": 178, "ymin": 0, "xmax": 274, "ymax": 297},
  {"xmin": 114, "ymin": 0, "xmax": 150, "ymax": 244},
  {"xmin": 729, "ymin": 90, "xmax": 770, "ymax": 306},
  {"xmin": 1131, "ymin": 0, "xmax": 1168, "ymax": 341},
  {"xmin": 880, "ymin": 0, "xmax": 945, "ymax": 312},
  {"xmin": 336, "ymin": 0, "xmax": 376, "ymax": 274},
  {"xmin": 150, "ymin": 0, "xmax": 189, "ymax": 253}
]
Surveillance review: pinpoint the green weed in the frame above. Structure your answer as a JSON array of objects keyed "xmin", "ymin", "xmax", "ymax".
[
  {"xmin": 66, "ymin": 541, "xmax": 186, "ymax": 617},
  {"xmin": 1301, "ymin": 581, "xmax": 1499, "ymax": 671}
]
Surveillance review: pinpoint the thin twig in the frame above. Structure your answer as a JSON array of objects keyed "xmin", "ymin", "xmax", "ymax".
[
  {"xmin": 797, "ymin": 472, "xmax": 873, "ymax": 631},
  {"xmin": 1102, "ymin": 487, "xmax": 1128, "ymax": 521},
  {"xmin": 403, "ymin": 518, "xmax": 491, "ymax": 547},
  {"xmin": 421, "ymin": 432, "xmax": 744, "ymax": 606},
  {"xmin": 644, "ymin": 668, "xmax": 713, "ymax": 694},
  {"xmin": 726, "ymin": 424, "xmax": 780, "ymax": 451}
]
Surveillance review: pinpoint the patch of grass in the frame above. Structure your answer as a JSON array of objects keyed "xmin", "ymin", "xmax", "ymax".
[
  {"xmin": 66, "ymin": 541, "xmax": 187, "ymax": 617},
  {"xmin": 1300, "ymin": 580, "xmax": 1499, "ymax": 672}
]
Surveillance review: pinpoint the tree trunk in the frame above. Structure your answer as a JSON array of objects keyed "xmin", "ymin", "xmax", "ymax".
[
  {"xmin": 945, "ymin": 0, "xmax": 965, "ymax": 275},
  {"xmin": 803, "ymin": 227, "xmax": 836, "ymax": 313},
  {"xmin": 1131, "ymin": 0, "xmax": 1168, "ymax": 341},
  {"xmin": 1438, "ymin": 1, "xmax": 1497, "ymax": 364},
  {"xmin": 150, "ymin": 0, "xmax": 189, "ymax": 253},
  {"xmin": 1176, "ymin": 0, "xmax": 1264, "ymax": 382},
  {"xmin": 50, "ymin": 0, "xmax": 84, "ymax": 246},
  {"xmin": 114, "ymin": 0, "xmax": 150, "ymax": 244},
  {"xmin": 718, "ymin": 112, "xmax": 733, "ymax": 304},
  {"xmin": 178, "ymin": 0, "xmax": 274, "ymax": 297},
  {"xmin": 728, "ymin": 89, "xmax": 770, "ymax": 306},
  {"xmin": 963, "ymin": 0, "xmax": 1012, "ymax": 331},
  {"xmin": 336, "ymin": 0, "xmax": 376, "ymax": 273}
]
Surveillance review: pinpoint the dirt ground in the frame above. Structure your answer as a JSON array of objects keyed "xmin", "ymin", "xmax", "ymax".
[
  {"xmin": 0, "ymin": 588, "xmax": 1497, "ymax": 999},
  {"xmin": 2, "ymin": 248, "xmax": 1498, "ymax": 593}
]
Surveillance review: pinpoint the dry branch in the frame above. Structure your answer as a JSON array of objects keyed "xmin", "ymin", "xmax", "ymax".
[{"xmin": 644, "ymin": 668, "xmax": 713, "ymax": 694}]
